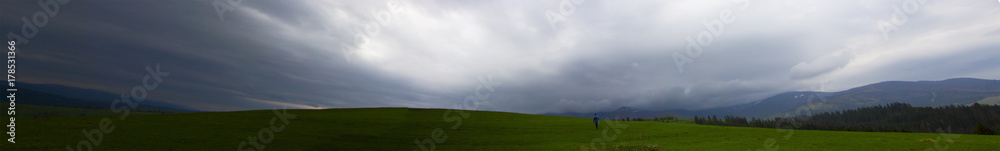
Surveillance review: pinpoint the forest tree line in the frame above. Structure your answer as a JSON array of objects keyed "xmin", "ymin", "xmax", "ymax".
[{"xmin": 691, "ymin": 102, "xmax": 1000, "ymax": 135}]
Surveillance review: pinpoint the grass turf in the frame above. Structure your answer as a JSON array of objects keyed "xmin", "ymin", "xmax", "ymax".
[{"xmin": 4, "ymin": 107, "xmax": 999, "ymax": 150}]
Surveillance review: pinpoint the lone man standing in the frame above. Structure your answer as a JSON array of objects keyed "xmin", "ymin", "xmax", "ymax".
[{"xmin": 593, "ymin": 113, "xmax": 599, "ymax": 130}]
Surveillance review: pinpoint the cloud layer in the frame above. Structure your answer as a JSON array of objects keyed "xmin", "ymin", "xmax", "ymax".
[{"xmin": 3, "ymin": 0, "xmax": 999, "ymax": 114}]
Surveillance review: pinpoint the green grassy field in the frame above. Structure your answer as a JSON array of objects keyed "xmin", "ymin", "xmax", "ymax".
[{"xmin": 5, "ymin": 108, "xmax": 999, "ymax": 150}]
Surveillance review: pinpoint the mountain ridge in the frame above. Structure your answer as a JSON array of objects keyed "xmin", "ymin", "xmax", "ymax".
[
  {"xmin": 11, "ymin": 82, "xmax": 198, "ymax": 112},
  {"xmin": 545, "ymin": 78, "xmax": 1000, "ymax": 119}
]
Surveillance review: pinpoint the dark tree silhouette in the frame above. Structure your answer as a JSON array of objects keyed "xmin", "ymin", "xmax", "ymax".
[{"xmin": 691, "ymin": 102, "xmax": 1000, "ymax": 135}]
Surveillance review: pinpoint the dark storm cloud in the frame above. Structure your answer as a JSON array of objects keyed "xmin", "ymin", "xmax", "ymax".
[{"xmin": 5, "ymin": 0, "xmax": 999, "ymax": 113}]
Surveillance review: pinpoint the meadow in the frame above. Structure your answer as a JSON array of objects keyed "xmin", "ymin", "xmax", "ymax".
[{"xmin": 5, "ymin": 107, "xmax": 999, "ymax": 150}]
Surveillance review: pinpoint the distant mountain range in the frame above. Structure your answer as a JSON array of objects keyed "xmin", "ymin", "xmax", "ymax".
[
  {"xmin": 544, "ymin": 107, "xmax": 690, "ymax": 120},
  {"xmin": 11, "ymin": 82, "xmax": 198, "ymax": 112},
  {"xmin": 11, "ymin": 78, "xmax": 1000, "ymax": 117},
  {"xmin": 546, "ymin": 78, "xmax": 1000, "ymax": 119}
]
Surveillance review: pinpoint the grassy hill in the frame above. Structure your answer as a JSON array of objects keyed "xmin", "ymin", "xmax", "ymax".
[
  {"xmin": 972, "ymin": 96, "xmax": 1000, "ymax": 106},
  {"xmin": 5, "ymin": 108, "xmax": 999, "ymax": 150}
]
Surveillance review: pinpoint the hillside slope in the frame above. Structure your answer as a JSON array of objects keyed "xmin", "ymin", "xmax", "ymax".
[
  {"xmin": 547, "ymin": 78, "xmax": 1000, "ymax": 119},
  {"xmin": 740, "ymin": 78, "xmax": 1000, "ymax": 118},
  {"xmin": 15, "ymin": 82, "xmax": 198, "ymax": 112},
  {"xmin": 6, "ymin": 108, "xmax": 999, "ymax": 150}
]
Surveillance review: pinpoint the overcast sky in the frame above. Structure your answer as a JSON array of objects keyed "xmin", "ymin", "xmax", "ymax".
[{"xmin": 3, "ymin": 0, "xmax": 999, "ymax": 114}]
